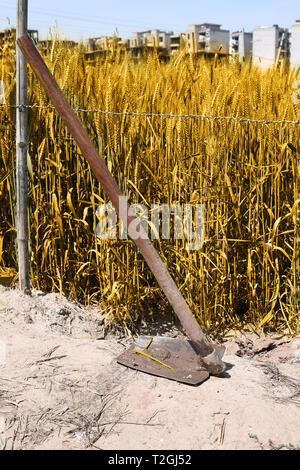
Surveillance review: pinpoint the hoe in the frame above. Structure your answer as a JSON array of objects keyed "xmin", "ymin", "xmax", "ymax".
[{"xmin": 17, "ymin": 34, "xmax": 226, "ymax": 385}]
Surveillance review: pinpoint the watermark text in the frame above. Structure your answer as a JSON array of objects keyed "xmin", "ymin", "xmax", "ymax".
[{"xmin": 96, "ymin": 197, "xmax": 204, "ymax": 251}]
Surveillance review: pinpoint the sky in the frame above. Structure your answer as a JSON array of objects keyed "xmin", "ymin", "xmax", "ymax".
[{"xmin": 0, "ymin": 0, "xmax": 299, "ymax": 41}]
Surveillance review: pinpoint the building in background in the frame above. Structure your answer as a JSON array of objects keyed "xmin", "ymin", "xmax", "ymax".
[
  {"xmin": 170, "ymin": 33, "xmax": 186, "ymax": 55},
  {"xmin": 230, "ymin": 29, "xmax": 252, "ymax": 61},
  {"xmin": 186, "ymin": 23, "xmax": 230, "ymax": 54},
  {"xmin": 129, "ymin": 30, "xmax": 173, "ymax": 51},
  {"xmin": 0, "ymin": 28, "xmax": 39, "ymax": 48},
  {"xmin": 80, "ymin": 19, "xmax": 300, "ymax": 65},
  {"xmin": 84, "ymin": 35, "xmax": 125, "ymax": 52},
  {"xmin": 291, "ymin": 19, "xmax": 300, "ymax": 68},
  {"xmin": 253, "ymin": 25, "xmax": 290, "ymax": 68}
]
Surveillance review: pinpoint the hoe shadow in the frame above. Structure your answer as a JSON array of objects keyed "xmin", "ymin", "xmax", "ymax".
[{"xmin": 219, "ymin": 361, "xmax": 234, "ymax": 379}]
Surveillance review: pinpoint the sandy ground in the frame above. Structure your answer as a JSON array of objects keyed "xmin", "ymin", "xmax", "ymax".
[{"xmin": 0, "ymin": 285, "xmax": 299, "ymax": 451}]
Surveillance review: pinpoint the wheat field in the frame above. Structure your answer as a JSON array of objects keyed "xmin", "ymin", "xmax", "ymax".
[{"xmin": 0, "ymin": 38, "xmax": 299, "ymax": 334}]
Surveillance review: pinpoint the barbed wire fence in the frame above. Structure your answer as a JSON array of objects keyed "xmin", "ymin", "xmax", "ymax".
[{"xmin": 1, "ymin": 102, "xmax": 300, "ymax": 125}]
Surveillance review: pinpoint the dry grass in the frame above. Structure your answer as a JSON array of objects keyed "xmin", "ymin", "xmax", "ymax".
[{"xmin": 0, "ymin": 36, "xmax": 299, "ymax": 333}]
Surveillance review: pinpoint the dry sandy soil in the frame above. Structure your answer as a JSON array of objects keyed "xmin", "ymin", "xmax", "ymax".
[{"xmin": 0, "ymin": 285, "xmax": 299, "ymax": 451}]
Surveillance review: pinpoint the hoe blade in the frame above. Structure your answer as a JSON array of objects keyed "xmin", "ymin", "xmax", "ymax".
[{"xmin": 117, "ymin": 336, "xmax": 210, "ymax": 386}]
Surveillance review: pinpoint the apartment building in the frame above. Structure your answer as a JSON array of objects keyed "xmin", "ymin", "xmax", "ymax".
[
  {"xmin": 186, "ymin": 23, "xmax": 230, "ymax": 54},
  {"xmin": 253, "ymin": 25, "xmax": 290, "ymax": 68},
  {"xmin": 129, "ymin": 30, "xmax": 173, "ymax": 51},
  {"xmin": 0, "ymin": 28, "xmax": 38, "ymax": 47},
  {"xmin": 170, "ymin": 33, "xmax": 186, "ymax": 54},
  {"xmin": 291, "ymin": 19, "xmax": 300, "ymax": 68},
  {"xmin": 84, "ymin": 35, "xmax": 124, "ymax": 52},
  {"xmin": 230, "ymin": 29, "xmax": 252, "ymax": 61}
]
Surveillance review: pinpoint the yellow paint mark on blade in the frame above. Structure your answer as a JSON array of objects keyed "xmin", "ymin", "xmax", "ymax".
[
  {"xmin": 134, "ymin": 349, "xmax": 174, "ymax": 370},
  {"xmin": 141, "ymin": 337, "xmax": 153, "ymax": 351}
]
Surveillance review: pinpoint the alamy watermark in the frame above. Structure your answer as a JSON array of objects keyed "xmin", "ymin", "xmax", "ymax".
[
  {"xmin": 292, "ymin": 80, "xmax": 300, "ymax": 105},
  {"xmin": 96, "ymin": 196, "xmax": 204, "ymax": 251},
  {"xmin": 0, "ymin": 340, "xmax": 6, "ymax": 365}
]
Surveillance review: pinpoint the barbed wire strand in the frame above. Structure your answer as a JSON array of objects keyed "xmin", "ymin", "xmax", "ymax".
[{"xmin": 0, "ymin": 103, "xmax": 300, "ymax": 125}]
